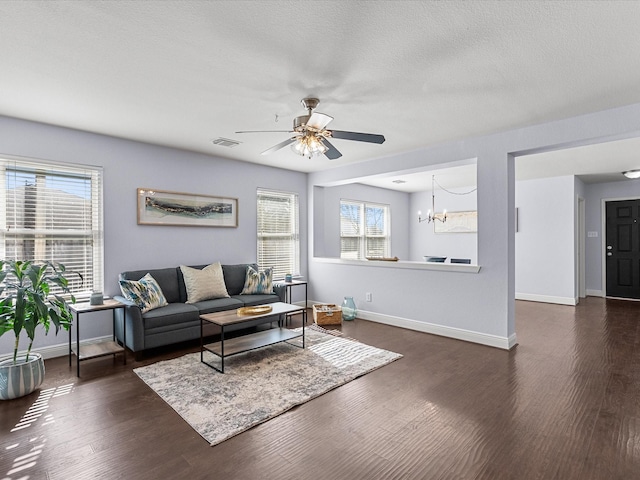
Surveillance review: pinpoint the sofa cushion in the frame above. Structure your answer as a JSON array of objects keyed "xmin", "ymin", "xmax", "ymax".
[
  {"xmin": 120, "ymin": 267, "xmax": 181, "ymax": 304},
  {"xmin": 233, "ymin": 293, "xmax": 280, "ymax": 307},
  {"xmin": 142, "ymin": 302, "xmax": 200, "ymax": 332},
  {"xmin": 193, "ymin": 297, "xmax": 243, "ymax": 315},
  {"xmin": 119, "ymin": 273, "xmax": 168, "ymax": 313},
  {"xmin": 180, "ymin": 263, "xmax": 229, "ymax": 303},
  {"xmin": 240, "ymin": 266, "xmax": 274, "ymax": 295},
  {"xmin": 222, "ymin": 263, "xmax": 258, "ymax": 296}
]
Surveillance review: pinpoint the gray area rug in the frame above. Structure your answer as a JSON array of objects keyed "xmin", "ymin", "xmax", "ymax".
[{"xmin": 134, "ymin": 326, "xmax": 402, "ymax": 446}]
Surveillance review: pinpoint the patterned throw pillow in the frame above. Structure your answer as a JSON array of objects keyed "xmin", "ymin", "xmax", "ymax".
[
  {"xmin": 180, "ymin": 263, "xmax": 230, "ymax": 303},
  {"xmin": 119, "ymin": 273, "xmax": 168, "ymax": 313},
  {"xmin": 240, "ymin": 266, "xmax": 274, "ymax": 295}
]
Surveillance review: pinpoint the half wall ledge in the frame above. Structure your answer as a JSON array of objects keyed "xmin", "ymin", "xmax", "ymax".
[{"xmin": 312, "ymin": 257, "xmax": 481, "ymax": 274}]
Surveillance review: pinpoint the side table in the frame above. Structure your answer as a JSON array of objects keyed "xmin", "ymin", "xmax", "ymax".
[
  {"xmin": 68, "ymin": 298, "xmax": 126, "ymax": 377},
  {"xmin": 277, "ymin": 279, "xmax": 308, "ymax": 325}
]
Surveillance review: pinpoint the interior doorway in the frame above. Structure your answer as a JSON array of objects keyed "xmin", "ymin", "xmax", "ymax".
[{"xmin": 605, "ymin": 198, "xmax": 640, "ymax": 299}]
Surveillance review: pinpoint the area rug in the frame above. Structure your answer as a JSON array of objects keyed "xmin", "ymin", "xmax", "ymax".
[{"xmin": 133, "ymin": 326, "xmax": 402, "ymax": 446}]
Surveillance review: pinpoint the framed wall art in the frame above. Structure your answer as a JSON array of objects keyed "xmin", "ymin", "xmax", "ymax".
[
  {"xmin": 434, "ymin": 210, "xmax": 477, "ymax": 234},
  {"xmin": 137, "ymin": 188, "xmax": 238, "ymax": 227}
]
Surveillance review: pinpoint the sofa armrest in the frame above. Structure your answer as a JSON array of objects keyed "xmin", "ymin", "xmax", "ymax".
[
  {"xmin": 114, "ymin": 295, "xmax": 136, "ymax": 308},
  {"xmin": 113, "ymin": 295, "xmax": 145, "ymax": 352},
  {"xmin": 273, "ymin": 283, "xmax": 286, "ymax": 303}
]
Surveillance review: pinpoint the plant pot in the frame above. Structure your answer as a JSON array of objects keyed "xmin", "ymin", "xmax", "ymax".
[{"xmin": 0, "ymin": 353, "xmax": 45, "ymax": 400}]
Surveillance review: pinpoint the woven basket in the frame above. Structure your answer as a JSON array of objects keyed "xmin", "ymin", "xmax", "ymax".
[{"xmin": 312, "ymin": 304, "xmax": 342, "ymax": 325}]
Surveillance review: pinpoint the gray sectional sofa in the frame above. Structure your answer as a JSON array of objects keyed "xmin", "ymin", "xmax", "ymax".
[{"xmin": 114, "ymin": 263, "xmax": 285, "ymax": 357}]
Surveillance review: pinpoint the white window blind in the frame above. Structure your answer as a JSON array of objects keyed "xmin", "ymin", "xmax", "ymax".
[
  {"xmin": 340, "ymin": 200, "xmax": 390, "ymax": 260},
  {"xmin": 0, "ymin": 157, "xmax": 104, "ymax": 298},
  {"xmin": 257, "ymin": 188, "xmax": 299, "ymax": 279}
]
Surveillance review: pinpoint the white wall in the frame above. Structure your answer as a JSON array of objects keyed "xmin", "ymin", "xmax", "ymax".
[
  {"xmin": 309, "ymin": 102, "xmax": 640, "ymax": 350},
  {"xmin": 409, "ymin": 187, "xmax": 478, "ymax": 263},
  {"xmin": 0, "ymin": 115, "xmax": 308, "ymax": 356},
  {"xmin": 515, "ymin": 176, "xmax": 577, "ymax": 305}
]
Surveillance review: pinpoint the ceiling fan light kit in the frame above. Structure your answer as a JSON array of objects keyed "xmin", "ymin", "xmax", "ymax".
[
  {"xmin": 236, "ymin": 97, "xmax": 385, "ymax": 160},
  {"xmin": 622, "ymin": 169, "xmax": 640, "ymax": 179}
]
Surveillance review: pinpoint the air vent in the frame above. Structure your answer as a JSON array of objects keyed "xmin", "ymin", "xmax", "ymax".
[{"xmin": 211, "ymin": 137, "xmax": 242, "ymax": 148}]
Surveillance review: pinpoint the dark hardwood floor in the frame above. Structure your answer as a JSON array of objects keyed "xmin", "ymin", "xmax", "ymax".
[{"xmin": 2, "ymin": 297, "xmax": 640, "ymax": 479}]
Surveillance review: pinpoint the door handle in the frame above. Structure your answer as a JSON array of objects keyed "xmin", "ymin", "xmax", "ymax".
[
  {"xmin": 607, "ymin": 252, "xmax": 612, "ymax": 256},
  {"xmin": 607, "ymin": 245, "xmax": 612, "ymax": 250}
]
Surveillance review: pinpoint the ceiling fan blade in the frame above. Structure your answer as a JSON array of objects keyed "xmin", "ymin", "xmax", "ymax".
[
  {"xmin": 306, "ymin": 112, "xmax": 333, "ymax": 130},
  {"xmin": 236, "ymin": 130, "xmax": 293, "ymax": 134},
  {"xmin": 323, "ymin": 139, "xmax": 342, "ymax": 160},
  {"xmin": 329, "ymin": 130, "xmax": 386, "ymax": 144},
  {"xmin": 261, "ymin": 137, "xmax": 297, "ymax": 155}
]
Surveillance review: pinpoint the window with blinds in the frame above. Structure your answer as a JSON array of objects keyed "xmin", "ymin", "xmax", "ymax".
[
  {"xmin": 340, "ymin": 200, "xmax": 390, "ymax": 259},
  {"xmin": 257, "ymin": 189, "xmax": 299, "ymax": 279},
  {"xmin": 0, "ymin": 157, "xmax": 104, "ymax": 298}
]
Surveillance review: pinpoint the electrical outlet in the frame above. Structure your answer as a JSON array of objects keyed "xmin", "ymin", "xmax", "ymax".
[{"xmin": 366, "ymin": 292, "xmax": 372, "ymax": 302}]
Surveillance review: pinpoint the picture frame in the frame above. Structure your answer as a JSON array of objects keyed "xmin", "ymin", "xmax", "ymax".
[
  {"xmin": 137, "ymin": 188, "xmax": 238, "ymax": 227},
  {"xmin": 434, "ymin": 210, "xmax": 477, "ymax": 234}
]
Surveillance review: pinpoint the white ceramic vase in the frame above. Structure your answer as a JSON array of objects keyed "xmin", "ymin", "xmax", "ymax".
[{"xmin": 0, "ymin": 353, "xmax": 45, "ymax": 400}]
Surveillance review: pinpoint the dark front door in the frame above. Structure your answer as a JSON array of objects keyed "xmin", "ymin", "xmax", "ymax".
[{"xmin": 606, "ymin": 199, "xmax": 640, "ymax": 299}]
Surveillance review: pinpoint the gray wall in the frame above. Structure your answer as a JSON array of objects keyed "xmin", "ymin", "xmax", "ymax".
[
  {"xmin": 409, "ymin": 186, "xmax": 478, "ymax": 263},
  {"xmin": 309, "ymin": 102, "xmax": 640, "ymax": 349},
  {"xmin": 317, "ymin": 183, "xmax": 410, "ymax": 259},
  {"xmin": 0, "ymin": 115, "xmax": 307, "ymax": 355}
]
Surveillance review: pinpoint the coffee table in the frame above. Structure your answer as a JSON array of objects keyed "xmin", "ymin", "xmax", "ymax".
[{"xmin": 199, "ymin": 302, "xmax": 306, "ymax": 373}]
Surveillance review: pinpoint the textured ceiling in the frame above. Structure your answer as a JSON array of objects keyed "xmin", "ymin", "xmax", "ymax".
[{"xmin": 1, "ymin": 1, "xmax": 640, "ymax": 184}]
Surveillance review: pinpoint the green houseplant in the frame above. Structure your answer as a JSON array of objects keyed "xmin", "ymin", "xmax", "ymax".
[{"xmin": 0, "ymin": 260, "xmax": 76, "ymax": 400}]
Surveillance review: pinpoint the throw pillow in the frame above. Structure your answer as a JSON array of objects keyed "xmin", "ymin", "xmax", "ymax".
[
  {"xmin": 240, "ymin": 266, "xmax": 274, "ymax": 295},
  {"xmin": 119, "ymin": 273, "xmax": 168, "ymax": 314},
  {"xmin": 180, "ymin": 263, "xmax": 230, "ymax": 303}
]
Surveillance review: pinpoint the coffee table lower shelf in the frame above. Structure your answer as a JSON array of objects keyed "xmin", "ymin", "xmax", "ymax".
[{"xmin": 201, "ymin": 327, "xmax": 303, "ymax": 373}]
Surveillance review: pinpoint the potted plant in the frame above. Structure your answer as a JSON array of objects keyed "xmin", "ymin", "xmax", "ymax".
[{"xmin": 0, "ymin": 260, "xmax": 76, "ymax": 400}]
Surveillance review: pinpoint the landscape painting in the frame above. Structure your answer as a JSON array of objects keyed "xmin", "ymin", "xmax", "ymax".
[
  {"xmin": 137, "ymin": 188, "xmax": 238, "ymax": 227},
  {"xmin": 434, "ymin": 210, "xmax": 477, "ymax": 234}
]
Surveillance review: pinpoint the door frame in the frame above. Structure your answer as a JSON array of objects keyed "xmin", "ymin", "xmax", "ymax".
[
  {"xmin": 577, "ymin": 196, "xmax": 586, "ymax": 300},
  {"xmin": 601, "ymin": 195, "xmax": 640, "ymax": 298}
]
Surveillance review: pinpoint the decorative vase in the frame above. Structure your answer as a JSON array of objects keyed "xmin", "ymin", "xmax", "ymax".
[
  {"xmin": 0, "ymin": 353, "xmax": 45, "ymax": 400},
  {"xmin": 90, "ymin": 291, "xmax": 104, "ymax": 305},
  {"xmin": 341, "ymin": 296, "xmax": 357, "ymax": 321}
]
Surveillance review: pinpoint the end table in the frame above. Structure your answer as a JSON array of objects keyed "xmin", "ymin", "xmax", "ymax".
[{"xmin": 68, "ymin": 298, "xmax": 126, "ymax": 377}]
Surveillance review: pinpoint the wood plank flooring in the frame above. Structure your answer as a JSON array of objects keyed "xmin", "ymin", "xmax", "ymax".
[{"xmin": 2, "ymin": 297, "xmax": 640, "ymax": 479}]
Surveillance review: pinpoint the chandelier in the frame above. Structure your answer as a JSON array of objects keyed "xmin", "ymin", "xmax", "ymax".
[{"xmin": 418, "ymin": 175, "xmax": 447, "ymax": 224}]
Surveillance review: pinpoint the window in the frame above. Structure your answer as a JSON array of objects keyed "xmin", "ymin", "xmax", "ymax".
[
  {"xmin": 257, "ymin": 188, "xmax": 299, "ymax": 279},
  {"xmin": 340, "ymin": 200, "xmax": 390, "ymax": 259},
  {"xmin": 0, "ymin": 156, "xmax": 103, "ymax": 298}
]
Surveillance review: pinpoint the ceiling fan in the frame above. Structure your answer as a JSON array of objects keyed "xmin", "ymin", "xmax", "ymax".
[{"xmin": 236, "ymin": 98, "xmax": 385, "ymax": 160}]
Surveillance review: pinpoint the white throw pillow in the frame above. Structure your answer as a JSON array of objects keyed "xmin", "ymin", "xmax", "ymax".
[{"xmin": 180, "ymin": 263, "xmax": 230, "ymax": 303}]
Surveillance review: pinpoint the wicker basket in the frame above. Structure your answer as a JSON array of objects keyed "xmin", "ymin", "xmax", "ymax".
[{"xmin": 312, "ymin": 304, "xmax": 342, "ymax": 325}]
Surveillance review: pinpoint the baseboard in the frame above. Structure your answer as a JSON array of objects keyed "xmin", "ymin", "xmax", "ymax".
[
  {"xmin": 6, "ymin": 335, "xmax": 115, "ymax": 361},
  {"xmin": 308, "ymin": 300, "xmax": 515, "ymax": 350},
  {"xmin": 515, "ymin": 292, "xmax": 577, "ymax": 306},
  {"xmin": 586, "ymin": 289, "xmax": 604, "ymax": 297}
]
